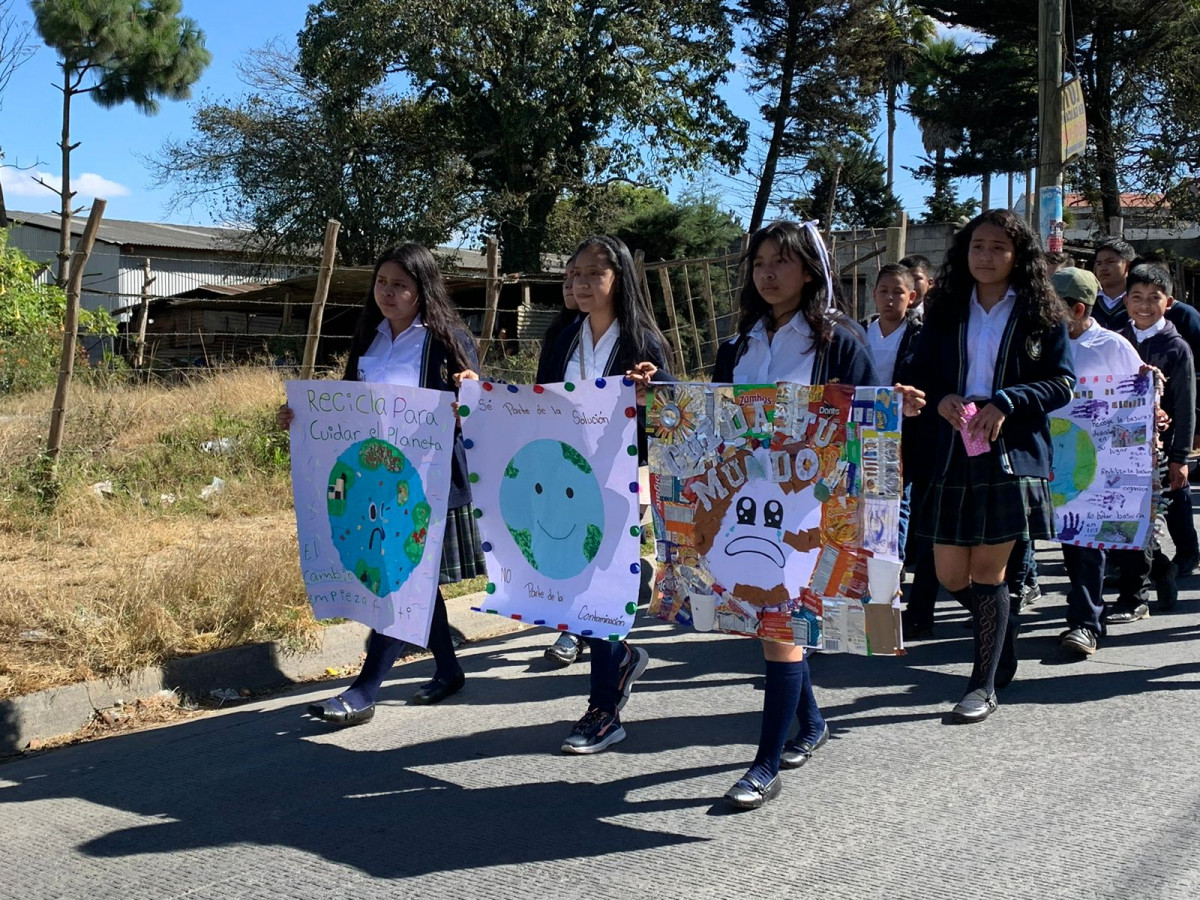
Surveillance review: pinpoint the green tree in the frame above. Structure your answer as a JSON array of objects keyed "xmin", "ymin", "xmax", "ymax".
[
  {"xmin": 874, "ymin": 0, "xmax": 936, "ymax": 192},
  {"xmin": 906, "ymin": 36, "xmax": 968, "ymax": 221},
  {"xmin": 546, "ymin": 184, "xmax": 741, "ymax": 261},
  {"xmin": 738, "ymin": 0, "xmax": 885, "ymax": 232},
  {"xmin": 918, "ymin": 0, "xmax": 1200, "ymax": 231},
  {"xmin": 788, "ymin": 140, "xmax": 900, "ymax": 229},
  {"xmin": 298, "ymin": 0, "xmax": 745, "ymax": 274},
  {"xmin": 0, "ymin": 230, "xmax": 115, "ymax": 394},
  {"xmin": 153, "ymin": 43, "xmax": 475, "ymax": 266},
  {"xmin": 30, "ymin": 0, "xmax": 210, "ymax": 284}
]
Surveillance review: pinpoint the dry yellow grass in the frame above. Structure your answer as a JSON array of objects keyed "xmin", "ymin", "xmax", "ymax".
[{"xmin": 0, "ymin": 367, "xmax": 324, "ymax": 698}]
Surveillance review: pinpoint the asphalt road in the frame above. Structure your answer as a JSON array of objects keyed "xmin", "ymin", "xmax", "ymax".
[{"xmin": 1, "ymin": 545, "xmax": 1198, "ymax": 899}]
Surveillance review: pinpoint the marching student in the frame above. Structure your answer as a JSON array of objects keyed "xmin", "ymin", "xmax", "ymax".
[
  {"xmin": 1051, "ymin": 268, "xmax": 1145, "ymax": 657},
  {"xmin": 906, "ymin": 209, "xmax": 1074, "ymax": 724},
  {"xmin": 540, "ymin": 254, "xmax": 589, "ymax": 668},
  {"xmin": 279, "ymin": 243, "xmax": 486, "ymax": 726},
  {"xmin": 862, "ymin": 264, "xmax": 923, "ymax": 566},
  {"xmin": 899, "ymin": 254, "xmax": 934, "ymax": 320},
  {"xmin": 712, "ymin": 221, "xmax": 924, "ymax": 809},
  {"xmin": 1107, "ymin": 262, "xmax": 1195, "ymax": 621},
  {"xmin": 458, "ymin": 235, "xmax": 672, "ymax": 755}
]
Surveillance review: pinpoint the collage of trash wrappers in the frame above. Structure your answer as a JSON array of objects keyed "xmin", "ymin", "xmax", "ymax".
[{"xmin": 646, "ymin": 382, "xmax": 906, "ymax": 656}]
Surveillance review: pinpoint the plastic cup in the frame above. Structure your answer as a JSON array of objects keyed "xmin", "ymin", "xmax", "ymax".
[
  {"xmin": 690, "ymin": 592, "xmax": 718, "ymax": 631},
  {"xmin": 866, "ymin": 557, "xmax": 903, "ymax": 603}
]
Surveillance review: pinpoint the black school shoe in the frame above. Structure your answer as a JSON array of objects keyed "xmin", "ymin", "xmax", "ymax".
[
  {"xmin": 1059, "ymin": 627, "xmax": 1098, "ymax": 656},
  {"xmin": 780, "ymin": 721, "xmax": 830, "ymax": 769},
  {"xmin": 723, "ymin": 773, "xmax": 782, "ymax": 810},
  {"xmin": 1103, "ymin": 601, "xmax": 1151, "ymax": 625},
  {"xmin": 410, "ymin": 671, "xmax": 465, "ymax": 705},
  {"xmin": 951, "ymin": 689, "xmax": 998, "ymax": 723},
  {"xmin": 306, "ymin": 695, "xmax": 376, "ymax": 727}
]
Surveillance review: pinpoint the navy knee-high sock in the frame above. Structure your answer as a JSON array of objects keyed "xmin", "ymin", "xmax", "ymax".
[
  {"xmin": 794, "ymin": 658, "xmax": 825, "ymax": 743},
  {"xmin": 745, "ymin": 660, "xmax": 804, "ymax": 785},
  {"xmin": 341, "ymin": 630, "xmax": 407, "ymax": 710},
  {"xmin": 427, "ymin": 590, "xmax": 461, "ymax": 682},
  {"xmin": 969, "ymin": 582, "xmax": 1010, "ymax": 696}
]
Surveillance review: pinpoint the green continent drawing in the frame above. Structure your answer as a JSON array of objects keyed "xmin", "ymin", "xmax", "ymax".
[
  {"xmin": 1050, "ymin": 418, "xmax": 1098, "ymax": 506},
  {"xmin": 499, "ymin": 438, "xmax": 605, "ymax": 579},
  {"xmin": 328, "ymin": 438, "xmax": 429, "ymax": 599}
]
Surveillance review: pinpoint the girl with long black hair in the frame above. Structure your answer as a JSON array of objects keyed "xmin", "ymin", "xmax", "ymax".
[
  {"xmin": 458, "ymin": 234, "xmax": 673, "ymax": 754},
  {"xmin": 712, "ymin": 220, "xmax": 924, "ymax": 809},
  {"xmin": 280, "ymin": 242, "xmax": 486, "ymax": 726}
]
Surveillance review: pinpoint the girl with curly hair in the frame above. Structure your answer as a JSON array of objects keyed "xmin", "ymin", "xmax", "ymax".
[{"xmin": 907, "ymin": 210, "xmax": 1074, "ymax": 723}]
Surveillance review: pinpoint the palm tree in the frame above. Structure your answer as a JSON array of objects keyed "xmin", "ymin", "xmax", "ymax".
[
  {"xmin": 907, "ymin": 36, "xmax": 968, "ymax": 219},
  {"xmin": 876, "ymin": 1, "xmax": 936, "ymax": 192}
]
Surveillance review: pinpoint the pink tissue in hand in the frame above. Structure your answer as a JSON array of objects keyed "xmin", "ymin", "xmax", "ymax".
[{"xmin": 959, "ymin": 402, "xmax": 991, "ymax": 456}]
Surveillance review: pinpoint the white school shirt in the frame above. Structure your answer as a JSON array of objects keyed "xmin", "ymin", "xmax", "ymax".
[
  {"xmin": 1070, "ymin": 319, "xmax": 1142, "ymax": 376},
  {"xmin": 731, "ymin": 314, "xmax": 817, "ymax": 385},
  {"xmin": 357, "ymin": 316, "xmax": 428, "ymax": 386},
  {"xmin": 866, "ymin": 318, "xmax": 905, "ymax": 384},
  {"xmin": 964, "ymin": 286, "xmax": 1017, "ymax": 399},
  {"xmin": 1132, "ymin": 317, "xmax": 1168, "ymax": 344},
  {"xmin": 564, "ymin": 315, "xmax": 619, "ymax": 382}
]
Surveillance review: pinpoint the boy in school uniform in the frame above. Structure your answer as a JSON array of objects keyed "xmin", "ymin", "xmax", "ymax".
[
  {"xmin": 1052, "ymin": 268, "xmax": 1145, "ymax": 655},
  {"xmin": 1094, "ymin": 242, "xmax": 1200, "ymax": 575},
  {"xmin": 899, "ymin": 254, "xmax": 934, "ymax": 322},
  {"xmin": 863, "ymin": 263, "xmax": 922, "ymax": 383},
  {"xmin": 1107, "ymin": 263, "xmax": 1194, "ymax": 622}
]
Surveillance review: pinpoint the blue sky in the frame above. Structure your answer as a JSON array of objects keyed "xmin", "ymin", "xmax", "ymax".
[{"xmin": 1, "ymin": 2, "xmax": 999, "ymax": 230}]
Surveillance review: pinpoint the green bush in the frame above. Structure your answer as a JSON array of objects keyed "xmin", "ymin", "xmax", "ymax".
[{"xmin": 0, "ymin": 233, "xmax": 119, "ymax": 394}]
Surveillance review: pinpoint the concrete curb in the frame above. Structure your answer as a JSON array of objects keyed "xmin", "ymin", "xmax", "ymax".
[{"xmin": 0, "ymin": 592, "xmax": 530, "ymax": 756}]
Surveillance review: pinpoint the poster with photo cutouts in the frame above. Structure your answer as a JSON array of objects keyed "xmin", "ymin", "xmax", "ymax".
[
  {"xmin": 457, "ymin": 377, "xmax": 642, "ymax": 640},
  {"xmin": 1051, "ymin": 368, "xmax": 1157, "ymax": 550},
  {"xmin": 646, "ymin": 382, "xmax": 904, "ymax": 655},
  {"xmin": 286, "ymin": 380, "xmax": 455, "ymax": 646}
]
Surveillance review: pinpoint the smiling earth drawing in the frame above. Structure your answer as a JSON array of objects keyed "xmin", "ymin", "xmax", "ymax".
[
  {"xmin": 500, "ymin": 439, "xmax": 604, "ymax": 579},
  {"xmin": 328, "ymin": 438, "xmax": 430, "ymax": 605}
]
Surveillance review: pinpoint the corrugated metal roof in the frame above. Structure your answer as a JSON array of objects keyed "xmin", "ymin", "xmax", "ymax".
[
  {"xmin": 8, "ymin": 210, "xmax": 570, "ymax": 270},
  {"xmin": 8, "ymin": 209, "xmax": 248, "ymax": 251}
]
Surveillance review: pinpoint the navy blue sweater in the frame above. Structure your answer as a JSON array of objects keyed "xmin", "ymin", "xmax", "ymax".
[
  {"xmin": 1118, "ymin": 320, "xmax": 1196, "ymax": 464},
  {"xmin": 536, "ymin": 318, "xmax": 673, "ymax": 464},
  {"xmin": 905, "ymin": 304, "xmax": 1075, "ymax": 480},
  {"xmin": 344, "ymin": 327, "xmax": 478, "ymax": 511},
  {"xmin": 712, "ymin": 312, "xmax": 879, "ymax": 385}
]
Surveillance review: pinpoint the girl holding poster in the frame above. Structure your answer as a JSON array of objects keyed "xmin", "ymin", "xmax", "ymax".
[
  {"xmin": 711, "ymin": 220, "xmax": 928, "ymax": 810},
  {"xmin": 906, "ymin": 210, "xmax": 1073, "ymax": 724},
  {"xmin": 280, "ymin": 243, "xmax": 486, "ymax": 726},
  {"xmin": 458, "ymin": 235, "xmax": 672, "ymax": 756}
]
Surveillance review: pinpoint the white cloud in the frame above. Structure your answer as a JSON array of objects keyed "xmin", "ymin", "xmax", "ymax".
[{"xmin": 0, "ymin": 168, "xmax": 130, "ymax": 199}]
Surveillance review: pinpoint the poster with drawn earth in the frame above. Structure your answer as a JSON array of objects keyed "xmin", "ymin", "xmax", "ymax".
[
  {"xmin": 456, "ymin": 377, "xmax": 642, "ymax": 640},
  {"xmin": 286, "ymin": 380, "xmax": 455, "ymax": 646},
  {"xmin": 1050, "ymin": 369, "xmax": 1157, "ymax": 550},
  {"xmin": 646, "ymin": 382, "xmax": 904, "ymax": 655}
]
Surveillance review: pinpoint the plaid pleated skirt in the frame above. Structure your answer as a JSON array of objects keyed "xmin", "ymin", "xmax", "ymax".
[
  {"xmin": 920, "ymin": 446, "xmax": 1056, "ymax": 547},
  {"xmin": 439, "ymin": 504, "xmax": 488, "ymax": 584}
]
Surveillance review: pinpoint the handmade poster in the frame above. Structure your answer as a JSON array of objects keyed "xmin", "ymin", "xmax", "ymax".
[
  {"xmin": 456, "ymin": 377, "xmax": 642, "ymax": 640},
  {"xmin": 1050, "ymin": 369, "xmax": 1156, "ymax": 549},
  {"xmin": 286, "ymin": 380, "xmax": 455, "ymax": 646},
  {"xmin": 647, "ymin": 382, "xmax": 904, "ymax": 655}
]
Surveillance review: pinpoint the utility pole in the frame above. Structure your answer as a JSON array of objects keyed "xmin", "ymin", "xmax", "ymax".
[{"xmin": 1036, "ymin": 0, "xmax": 1065, "ymax": 251}]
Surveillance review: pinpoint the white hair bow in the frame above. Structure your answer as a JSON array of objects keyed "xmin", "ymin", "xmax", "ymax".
[{"xmin": 800, "ymin": 220, "xmax": 837, "ymax": 312}]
